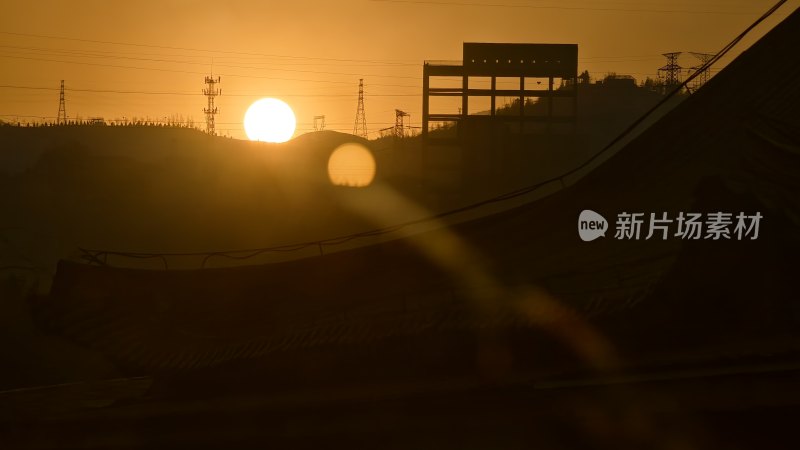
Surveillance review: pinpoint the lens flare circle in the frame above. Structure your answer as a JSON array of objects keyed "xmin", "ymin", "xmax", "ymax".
[
  {"xmin": 243, "ymin": 98, "xmax": 296, "ymax": 143},
  {"xmin": 327, "ymin": 143, "xmax": 376, "ymax": 187}
]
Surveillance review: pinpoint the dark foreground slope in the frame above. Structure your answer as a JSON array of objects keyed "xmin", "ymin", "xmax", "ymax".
[{"xmin": 5, "ymin": 8, "xmax": 800, "ymax": 450}]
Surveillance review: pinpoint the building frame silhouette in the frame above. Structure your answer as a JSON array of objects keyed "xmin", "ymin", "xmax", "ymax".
[{"xmin": 422, "ymin": 43, "xmax": 579, "ymax": 143}]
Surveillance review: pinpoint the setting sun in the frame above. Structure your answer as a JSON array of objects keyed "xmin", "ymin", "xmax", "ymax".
[{"xmin": 243, "ymin": 98, "xmax": 296, "ymax": 143}]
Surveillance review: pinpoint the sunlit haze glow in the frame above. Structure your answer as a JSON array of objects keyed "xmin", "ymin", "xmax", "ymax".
[{"xmin": 243, "ymin": 98, "xmax": 296, "ymax": 143}]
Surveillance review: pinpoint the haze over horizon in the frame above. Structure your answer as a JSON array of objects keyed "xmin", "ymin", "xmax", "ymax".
[{"xmin": 1, "ymin": 0, "xmax": 796, "ymax": 140}]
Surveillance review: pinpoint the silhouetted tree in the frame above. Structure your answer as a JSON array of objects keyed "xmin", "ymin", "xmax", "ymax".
[
  {"xmin": 641, "ymin": 76, "xmax": 664, "ymax": 92},
  {"xmin": 578, "ymin": 70, "xmax": 591, "ymax": 85}
]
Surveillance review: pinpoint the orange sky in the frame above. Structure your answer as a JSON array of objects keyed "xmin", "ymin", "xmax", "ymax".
[{"xmin": 1, "ymin": 0, "xmax": 796, "ymax": 139}]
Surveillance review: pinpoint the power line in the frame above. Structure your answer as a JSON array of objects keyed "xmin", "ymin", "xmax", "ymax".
[
  {"xmin": 0, "ymin": 45, "xmax": 419, "ymax": 69},
  {"xmin": 0, "ymin": 30, "xmax": 419, "ymax": 66},
  {"xmin": 0, "ymin": 84, "xmax": 419, "ymax": 97},
  {"xmin": 0, "ymin": 45, "xmax": 422, "ymax": 80},
  {"xmin": 215, "ymin": 62, "xmax": 420, "ymax": 80},
  {"xmin": 0, "ymin": 54, "xmax": 423, "ymax": 89},
  {"xmin": 0, "ymin": 53, "xmax": 207, "ymax": 75},
  {"xmin": 76, "ymin": 0, "xmax": 790, "ymax": 266},
  {"xmin": 0, "ymin": 43, "xmax": 420, "ymax": 67},
  {"xmin": 0, "ymin": 44, "xmax": 208, "ymax": 62},
  {"xmin": 0, "ymin": 45, "xmax": 725, "ymax": 93},
  {"xmin": 0, "ymin": 43, "xmax": 674, "ymax": 67},
  {"xmin": 369, "ymin": 0, "xmax": 767, "ymax": 15},
  {"xmin": 0, "ymin": 53, "xmax": 423, "ymax": 89},
  {"xmin": 0, "ymin": 45, "xmax": 211, "ymax": 66}
]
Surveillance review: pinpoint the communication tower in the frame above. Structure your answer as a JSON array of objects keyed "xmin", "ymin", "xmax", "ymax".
[
  {"xmin": 203, "ymin": 75, "xmax": 221, "ymax": 135},
  {"xmin": 57, "ymin": 80, "xmax": 67, "ymax": 124}
]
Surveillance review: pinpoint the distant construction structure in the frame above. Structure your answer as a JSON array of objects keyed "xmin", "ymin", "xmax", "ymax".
[
  {"xmin": 658, "ymin": 52, "xmax": 683, "ymax": 92},
  {"xmin": 422, "ymin": 43, "xmax": 579, "ymax": 142},
  {"xmin": 353, "ymin": 79, "xmax": 368, "ymax": 138},
  {"xmin": 421, "ymin": 43, "xmax": 580, "ymax": 195},
  {"xmin": 314, "ymin": 115, "xmax": 326, "ymax": 131},
  {"xmin": 203, "ymin": 75, "xmax": 221, "ymax": 135},
  {"xmin": 57, "ymin": 80, "xmax": 67, "ymax": 125}
]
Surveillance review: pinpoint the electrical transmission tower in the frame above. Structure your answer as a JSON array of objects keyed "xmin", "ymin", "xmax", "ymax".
[
  {"xmin": 353, "ymin": 79, "xmax": 368, "ymax": 138},
  {"xmin": 314, "ymin": 115, "xmax": 326, "ymax": 131},
  {"xmin": 394, "ymin": 109, "xmax": 410, "ymax": 138},
  {"xmin": 689, "ymin": 52, "xmax": 714, "ymax": 92},
  {"xmin": 57, "ymin": 80, "xmax": 67, "ymax": 125},
  {"xmin": 658, "ymin": 52, "xmax": 683, "ymax": 92},
  {"xmin": 203, "ymin": 75, "xmax": 221, "ymax": 135}
]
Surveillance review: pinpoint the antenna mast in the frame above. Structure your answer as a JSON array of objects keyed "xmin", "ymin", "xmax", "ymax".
[
  {"xmin": 57, "ymin": 80, "xmax": 67, "ymax": 124},
  {"xmin": 203, "ymin": 71, "xmax": 221, "ymax": 135}
]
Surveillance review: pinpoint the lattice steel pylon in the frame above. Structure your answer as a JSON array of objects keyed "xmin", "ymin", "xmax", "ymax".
[
  {"xmin": 658, "ymin": 52, "xmax": 683, "ymax": 92},
  {"xmin": 353, "ymin": 79, "xmax": 368, "ymax": 138},
  {"xmin": 203, "ymin": 74, "xmax": 221, "ymax": 135},
  {"xmin": 395, "ymin": 109, "xmax": 410, "ymax": 138},
  {"xmin": 314, "ymin": 115, "xmax": 326, "ymax": 131},
  {"xmin": 57, "ymin": 80, "xmax": 66, "ymax": 125},
  {"xmin": 689, "ymin": 52, "xmax": 714, "ymax": 92}
]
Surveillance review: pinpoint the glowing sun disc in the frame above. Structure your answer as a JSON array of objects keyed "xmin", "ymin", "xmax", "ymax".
[{"xmin": 243, "ymin": 98, "xmax": 296, "ymax": 143}]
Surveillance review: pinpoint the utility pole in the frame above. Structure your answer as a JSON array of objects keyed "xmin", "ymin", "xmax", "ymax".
[
  {"xmin": 203, "ymin": 74, "xmax": 221, "ymax": 135},
  {"xmin": 57, "ymin": 80, "xmax": 67, "ymax": 125},
  {"xmin": 353, "ymin": 79, "xmax": 368, "ymax": 138}
]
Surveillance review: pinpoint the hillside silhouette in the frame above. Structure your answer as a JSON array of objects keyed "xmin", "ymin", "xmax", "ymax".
[
  {"xmin": 4, "ymin": 8, "xmax": 798, "ymax": 448},
  {"xmin": 1, "ymin": 79, "xmax": 684, "ymax": 278},
  {"xmin": 0, "ymin": 127, "xmax": 394, "ymax": 271},
  {"xmin": 3, "ymin": 5, "xmax": 800, "ymax": 445}
]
